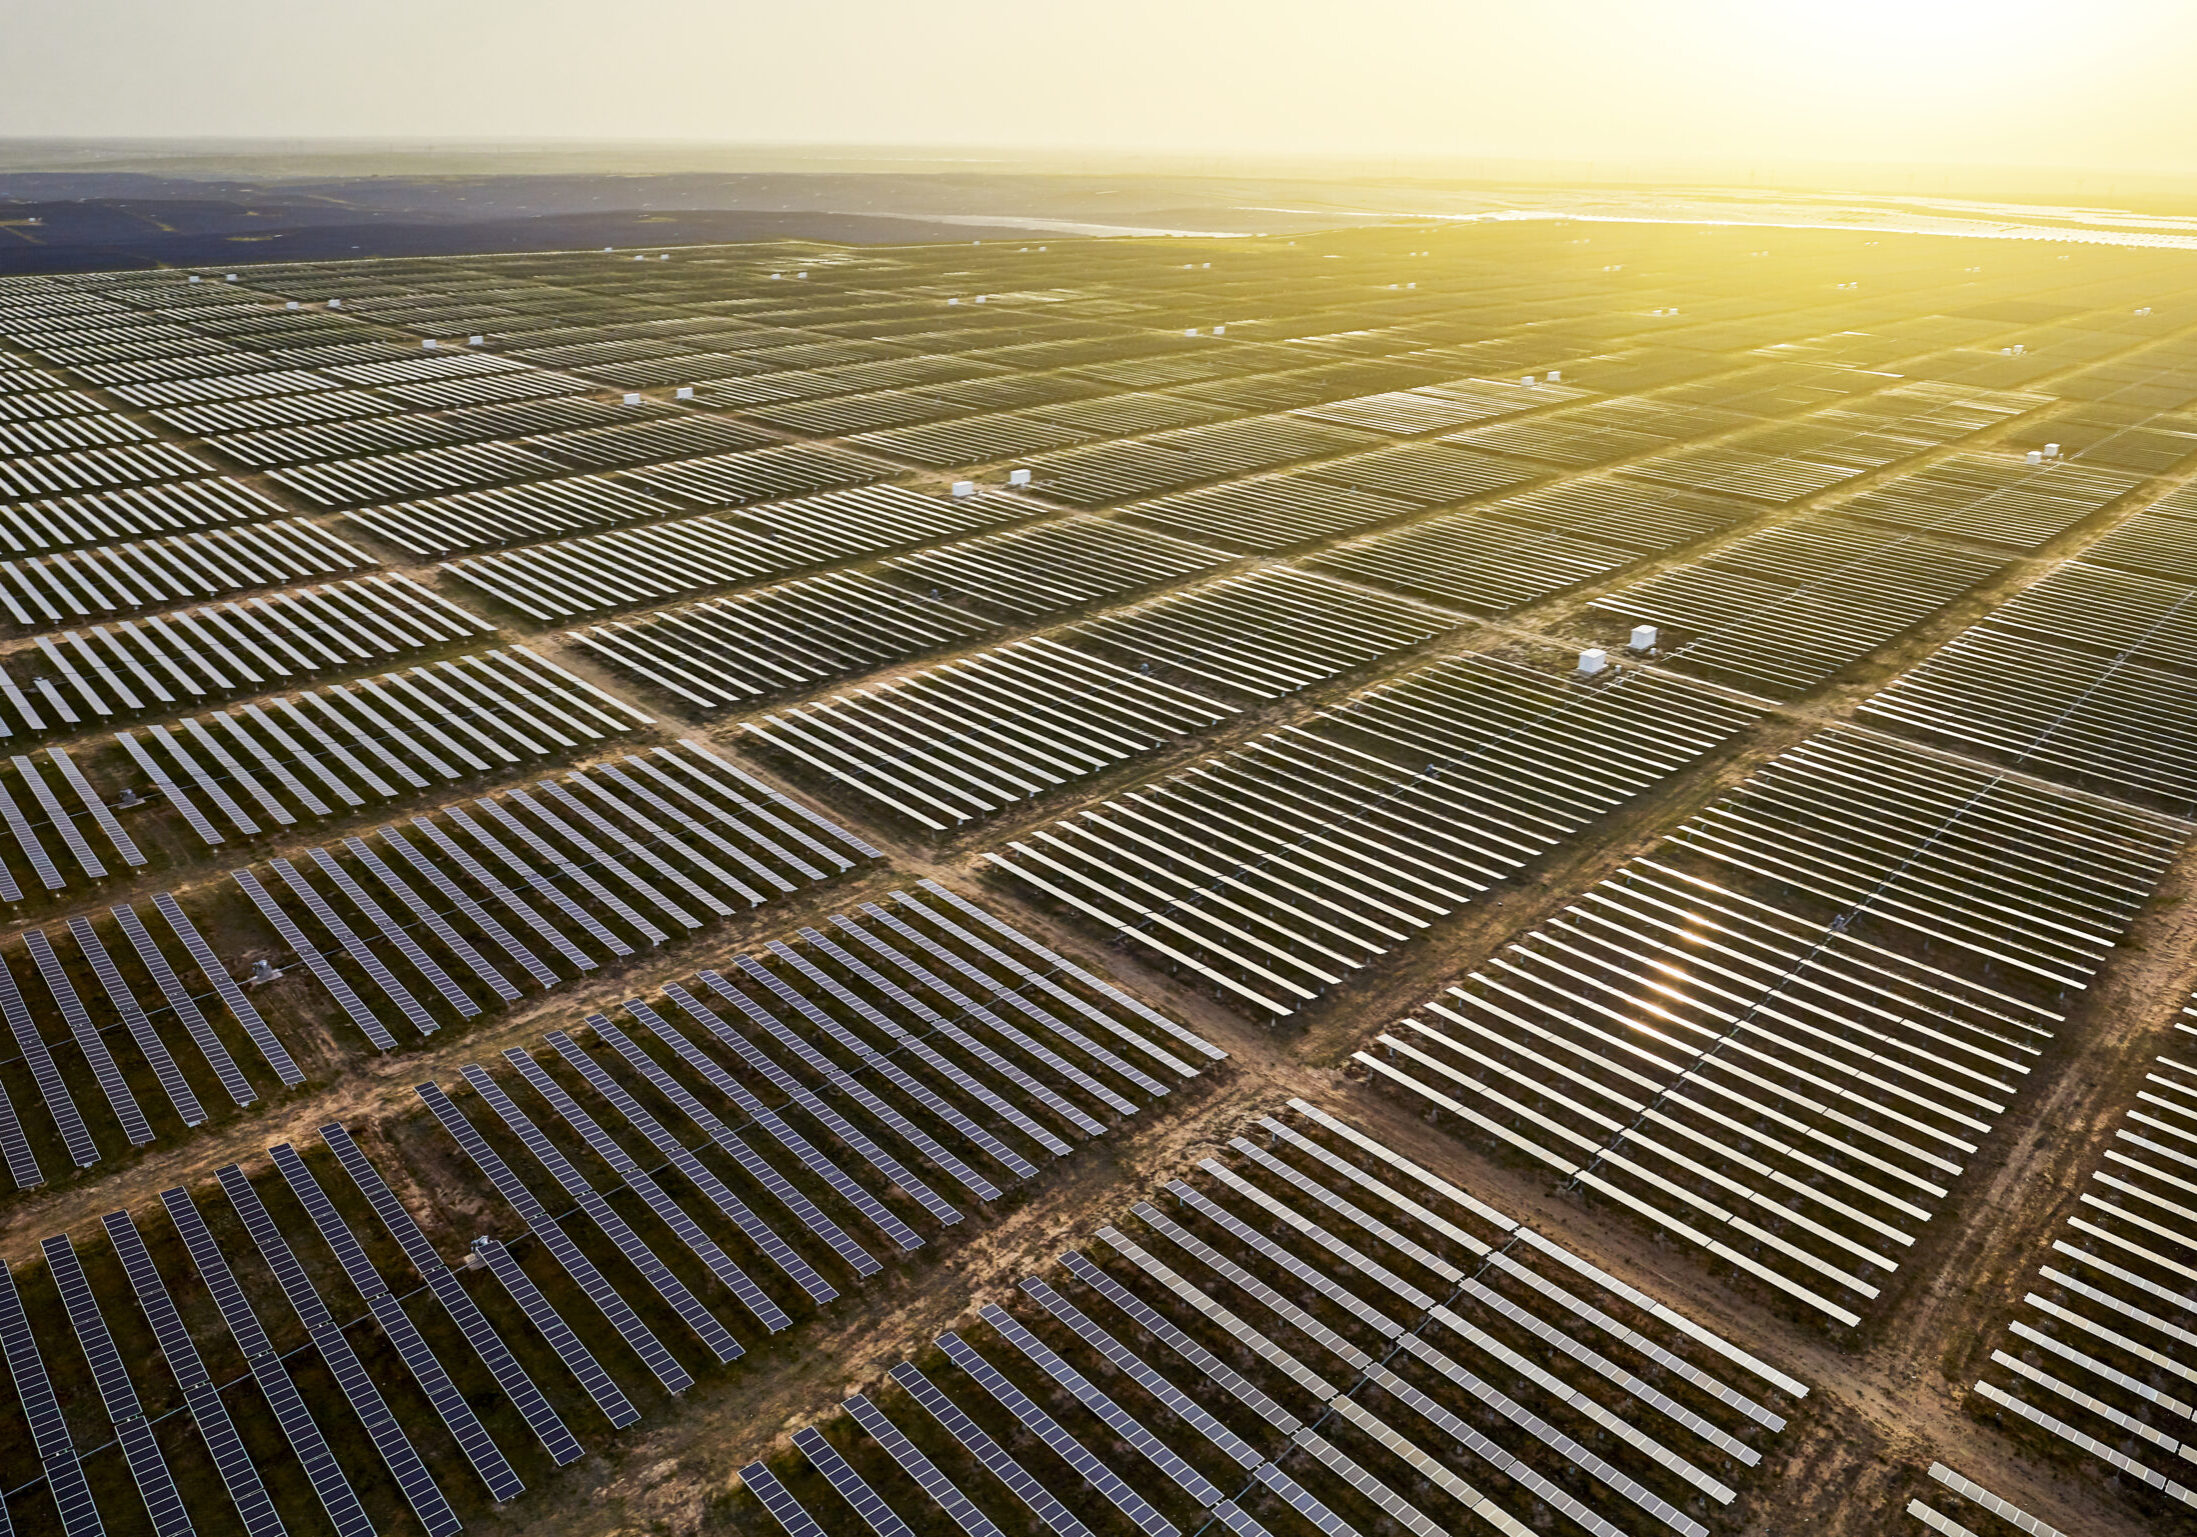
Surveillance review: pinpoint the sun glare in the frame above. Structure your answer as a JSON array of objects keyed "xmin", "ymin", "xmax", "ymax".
[{"xmin": 1729, "ymin": 0, "xmax": 2069, "ymax": 95}]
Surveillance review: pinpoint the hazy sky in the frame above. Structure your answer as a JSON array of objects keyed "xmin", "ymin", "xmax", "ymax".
[{"xmin": 6, "ymin": 0, "xmax": 2195, "ymax": 173}]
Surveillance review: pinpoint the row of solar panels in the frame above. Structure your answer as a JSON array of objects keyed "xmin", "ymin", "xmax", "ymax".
[
  {"xmin": 1357, "ymin": 726, "xmax": 2187, "ymax": 1329},
  {"xmin": 739, "ymin": 1099, "xmax": 1807, "ymax": 1537},
  {"xmin": 991, "ymin": 651, "xmax": 1759, "ymax": 1015},
  {"xmin": 1968, "ymin": 1019, "xmax": 2197, "ymax": 1515},
  {"xmin": 1861, "ymin": 556, "xmax": 2197, "ymax": 813},
  {"xmin": 0, "ymin": 880, "xmax": 1216, "ymax": 1535},
  {"xmin": 0, "ymin": 571, "xmax": 491, "ymax": 742},
  {"xmin": 0, "ymin": 740, "xmax": 874, "ymax": 1180}
]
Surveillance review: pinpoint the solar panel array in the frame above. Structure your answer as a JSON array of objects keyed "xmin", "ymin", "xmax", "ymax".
[
  {"xmin": 1354, "ymin": 727, "xmax": 2187, "ymax": 1329},
  {"xmin": 0, "ymin": 215, "xmax": 2189, "ymax": 1536},
  {"xmin": 0, "ymin": 877, "xmax": 1213, "ymax": 1534},
  {"xmin": 1859, "ymin": 557, "xmax": 2197, "ymax": 810},
  {"xmin": 989, "ymin": 651, "xmax": 1759, "ymax": 1014},
  {"xmin": 739, "ymin": 1099, "xmax": 1805, "ymax": 1537},
  {"xmin": 1905, "ymin": 1464, "xmax": 2069, "ymax": 1537},
  {"xmin": 1963, "ymin": 1015, "xmax": 2197, "ymax": 1512}
]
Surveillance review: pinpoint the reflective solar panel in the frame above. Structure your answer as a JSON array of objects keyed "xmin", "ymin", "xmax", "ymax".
[
  {"xmin": 380, "ymin": 824, "xmax": 562, "ymax": 986},
  {"xmin": 0, "ymin": 1257, "xmax": 105, "ymax": 1537},
  {"xmin": 66, "ymin": 916, "xmax": 205, "ymax": 1126},
  {"xmin": 672, "ymin": 978, "xmax": 966, "ymax": 1220},
  {"xmin": 41, "ymin": 1234, "xmax": 193, "ymax": 1537},
  {"xmin": 503, "ymin": 1046, "xmax": 788, "ymax": 1332},
  {"xmin": 548, "ymin": 1025, "xmax": 836, "ymax": 1304},
  {"xmin": 939, "ymin": 1329, "xmax": 1180, "ymax": 1537},
  {"xmin": 714, "ymin": 959, "xmax": 1009, "ymax": 1195},
  {"xmin": 25, "ymin": 927, "xmax": 152, "ymax": 1145},
  {"xmin": 230, "ymin": 868, "xmax": 397, "ymax": 1050},
  {"xmin": 1018, "ymin": 1277, "xmax": 1263, "ymax": 1469},
  {"xmin": 473, "ymin": 1237, "xmax": 642, "ymax": 1430},
  {"xmin": 888, "ymin": 1361, "xmax": 1094, "ymax": 1537},
  {"xmin": 416, "ymin": 1080, "xmax": 694, "ymax": 1393},
  {"xmin": 343, "ymin": 834, "xmax": 520, "ymax": 1001},
  {"xmin": 268, "ymin": 1143, "xmax": 526, "ymax": 1502},
  {"xmin": 460, "ymin": 1063, "xmax": 743, "ymax": 1363},
  {"xmin": 316, "ymin": 1122, "xmax": 585, "ymax": 1465},
  {"xmin": 269, "ymin": 857, "xmax": 438, "ymax": 1036},
  {"xmin": 215, "ymin": 1164, "xmax": 462, "ymax": 1537},
  {"xmin": 738, "ymin": 1462, "xmax": 829, "ymax": 1537},
  {"xmin": 101, "ymin": 1209, "xmax": 287, "ymax": 1537},
  {"xmin": 793, "ymin": 1425, "xmax": 916, "ymax": 1537},
  {"xmin": 159, "ymin": 1185, "xmax": 378, "ymax": 1537},
  {"xmin": 801, "ymin": 923, "xmax": 1097, "ymax": 1142},
  {"xmin": 307, "ymin": 845, "xmax": 477, "ymax": 1015},
  {"xmin": 147, "ymin": 893, "xmax": 303, "ymax": 1085},
  {"xmin": 623, "ymin": 999, "xmax": 919, "ymax": 1253},
  {"xmin": 767, "ymin": 936, "xmax": 1056, "ymax": 1166},
  {"xmin": 842, "ymin": 1392, "xmax": 1007, "ymax": 1537},
  {"xmin": 0, "ymin": 946, "xmax": 95, "ymax": 1167}
]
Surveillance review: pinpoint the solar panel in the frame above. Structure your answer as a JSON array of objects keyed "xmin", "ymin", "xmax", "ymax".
[
  {"xmin": 160, "ymin": 1184, "xmax": 378, "ymax": 1537},
  {"xmin": 215, "ymin": 1164, "xmax": 463, "ymax": 1537},
  {"xmin": 268, "ymin": 1143, "xmax": 526, "ymax": 1502},
  {"xmin": 343, "ymin": 835, "xmax": 520, "ymax": 1001},
  {"xmin": 888, "ymin": 1361, "xmax": 1094, "ymax": 1537},
  {"xmin": 459, "ymin": 1062, "xmax": 744, "ymax": 1363},
  {"xmin": 66, "ymin": 916, "xmax": 205, "ymax": 1126},
  {"xmin": 713, "ymin": 959, "xmax": 1010, "ymax": 1194},
  {"xmin": 502, "ymin": 1047, "xmax": 789, "ymax": 1333},
  {"xmin": 673, "ymin": 977, "xmax": 970, "ymax": 1219},
  {"xmin": 147, "ymin": 893, "xmax": 303, "ymax": 1084},
  {"xmin": 100, "ymin": 1210, "xmax": 287, "ymax": 1537},
  {"xmin": 764, "ymin": 937, "xmax": 1052, "ymax": 1169},
  {"xmin": 0, "ymin": 1257, "xmax": 105, "ymax": 1537},
  {"xmin": 24, "ymin": 927, "xmax": 152, "ymax": 1145},
  {"xmin": 148, "ymin": 723, "xmax": 261, "ymax": 835},
  {"xmin": 16, "ymin": 751, "xmax": 108, "ymax": 878},
  {"xmin": 41, "ymin": 1234, "xmax": 193, "ymax": 1537},
  {"xmin": 472, "ymin": 1237, "xmax": 642, "ymax": 1430},
  {"xmin": 523, "ymin": 781, "xmax": 717, "ymax": 923},
  {"xmin": 1018, "ymin": 1277, "xmax": 1263, "ymax": 1470},
  {"xmin": 857, "ymin": 904, "xmax": 1168, "ymax": 1097},
  {"xmin": 0, "ymin": 772, "xmax": 57, "ymax": 893},
  {"xmin": 842, "ymin": 1392, "xmax": 1007, "ymax": 1537},
  {"xmin": 415, "ymin": 811, "xmax": 602, "ymax": 970},
  {"xmin": 231, "ymin": 868, "xmax": 398, "ymax": 1050},
  {"xmin": 306, "ymin": 846, "xmax": 477, "ymax": 1015},
  {"xmin": 799, "ymin": 924, "xmax": 1095, "ymax": 1143},
  {"xmin": 1093, "ymin": 1226, "xmax": 1338, "ymax": 1403},
  {"xmin": 49, "ymin": 746, "xmax": 143, "ymax": 865},
  {"xmin": 0, "ymin": 1018, "xmax": 41, "ymax": 1188},
  {"xmin": 451, "ymin": 803, "xmax": 639, "ymax": 955},
  {"xmin": 828, "ymin": 916, "xmax": 1135, "ymax": 1117},
  {"xmin": 938, "ymin": 1329, "xmax": 1181, "ymax": 1537},
  {"xmin": 269, "ymin": 857, "xmax": 438, "ymax": 1036},
  {"xmin": 792, "ymin": 1425, "xmax": 916, "ymax": 1537},
  {"xmin": 623, "ymin": 998, "xmax": 921, "ymax": 1252},
  {"xmin": 415, "ymin": 1080, "xmax": 695, "ymax": 1393},
  {"xmin": 1055, "ymin": 1251, "xmax": 1299, "ymax": 1434},
  {"xmin": 316, "ymin": 1123, "xmax": 585, "ymax": 1465},
  {"xmin": 117, "ymin": 729, "xmax": 224, "ymax": 844},
  {"xmin": 575, "ymin": 1014, "xmax": 874, "ymax": 1282},
  {"xmin": 0, "ymin": 947, "xmax": 96, "ymax": 1167},
  {"xmin": 980, "ymin": 1302, "xmax": 1246, "ymax": 1519},
  {"xmin": 379, "ymin": 824, "xmax": 562, "ymax": 986},
  {"xmin": 737, "ymin": 1462, "xmax": 830, "ymax": 1537},
  {"xmin": 547, "ymin": 1025, "xmax": 835, "ymax": 1304},
  {"xmin": 910, "ymin": 882, "xmax": 1223, "ymax": 1061}
]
